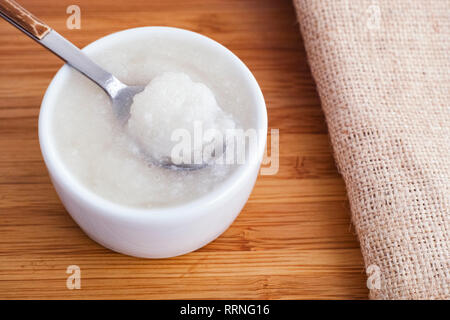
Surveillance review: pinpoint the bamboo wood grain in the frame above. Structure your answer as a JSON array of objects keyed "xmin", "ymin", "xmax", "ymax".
[{"xmin": 0, "ymin": 0, "xmax": 368, "ymax": 299}]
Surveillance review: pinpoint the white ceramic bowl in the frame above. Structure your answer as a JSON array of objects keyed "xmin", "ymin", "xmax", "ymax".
[{"xmin": 39, "ymin": 27, "xmax": 267, "ymax": 258}]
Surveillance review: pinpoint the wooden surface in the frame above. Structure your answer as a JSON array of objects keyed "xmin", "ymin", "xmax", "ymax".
[{"xmin": 0, "ymin": 0, "xmax": 368, "ymax": 299}]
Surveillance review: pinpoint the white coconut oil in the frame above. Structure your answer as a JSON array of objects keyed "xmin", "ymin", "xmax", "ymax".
[{"xmin": 51, "ymin": 33, "xmax": 254, "ymax": 208}]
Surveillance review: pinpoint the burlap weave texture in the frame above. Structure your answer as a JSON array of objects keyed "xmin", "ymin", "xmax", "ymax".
[{"xmin": 293, "ymin": 0, "xmax": 449, "ymax": 299}]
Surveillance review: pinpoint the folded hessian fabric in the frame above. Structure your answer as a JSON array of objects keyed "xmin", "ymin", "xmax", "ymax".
[{"xmin": 293, "ymin": 0, "xmax": 449, "ymax": 299}]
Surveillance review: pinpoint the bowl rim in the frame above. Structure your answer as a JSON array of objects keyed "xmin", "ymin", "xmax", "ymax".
[{"xmin": 39, "ymin": 26, "xmax": 267, "ymax": 222}]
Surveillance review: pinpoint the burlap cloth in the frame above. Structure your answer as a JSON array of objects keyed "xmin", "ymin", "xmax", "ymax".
[{"xmin": 293, "ymin": 0, "xmax": 449, "ymax": 299}]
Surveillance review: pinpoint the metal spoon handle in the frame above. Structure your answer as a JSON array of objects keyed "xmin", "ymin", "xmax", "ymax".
[{"xmin": 0, "ymin": 0, "xmax": 124, "ymax": 97}]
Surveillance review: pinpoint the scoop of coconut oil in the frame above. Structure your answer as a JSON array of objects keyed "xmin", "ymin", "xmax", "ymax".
[{"xmin": 127, "ymin": 72, "xmax": 236, "ymax": 165}]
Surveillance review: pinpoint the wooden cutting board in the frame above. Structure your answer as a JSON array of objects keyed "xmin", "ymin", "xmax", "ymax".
[{"xmin": 0, "ymin": 0, "xmax": 368, "ymax": 299}]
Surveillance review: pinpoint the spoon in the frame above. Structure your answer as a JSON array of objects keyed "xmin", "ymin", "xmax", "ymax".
[{"xmin": 0, "ymin": 0, "xmax": 210, "ymax": 170}]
